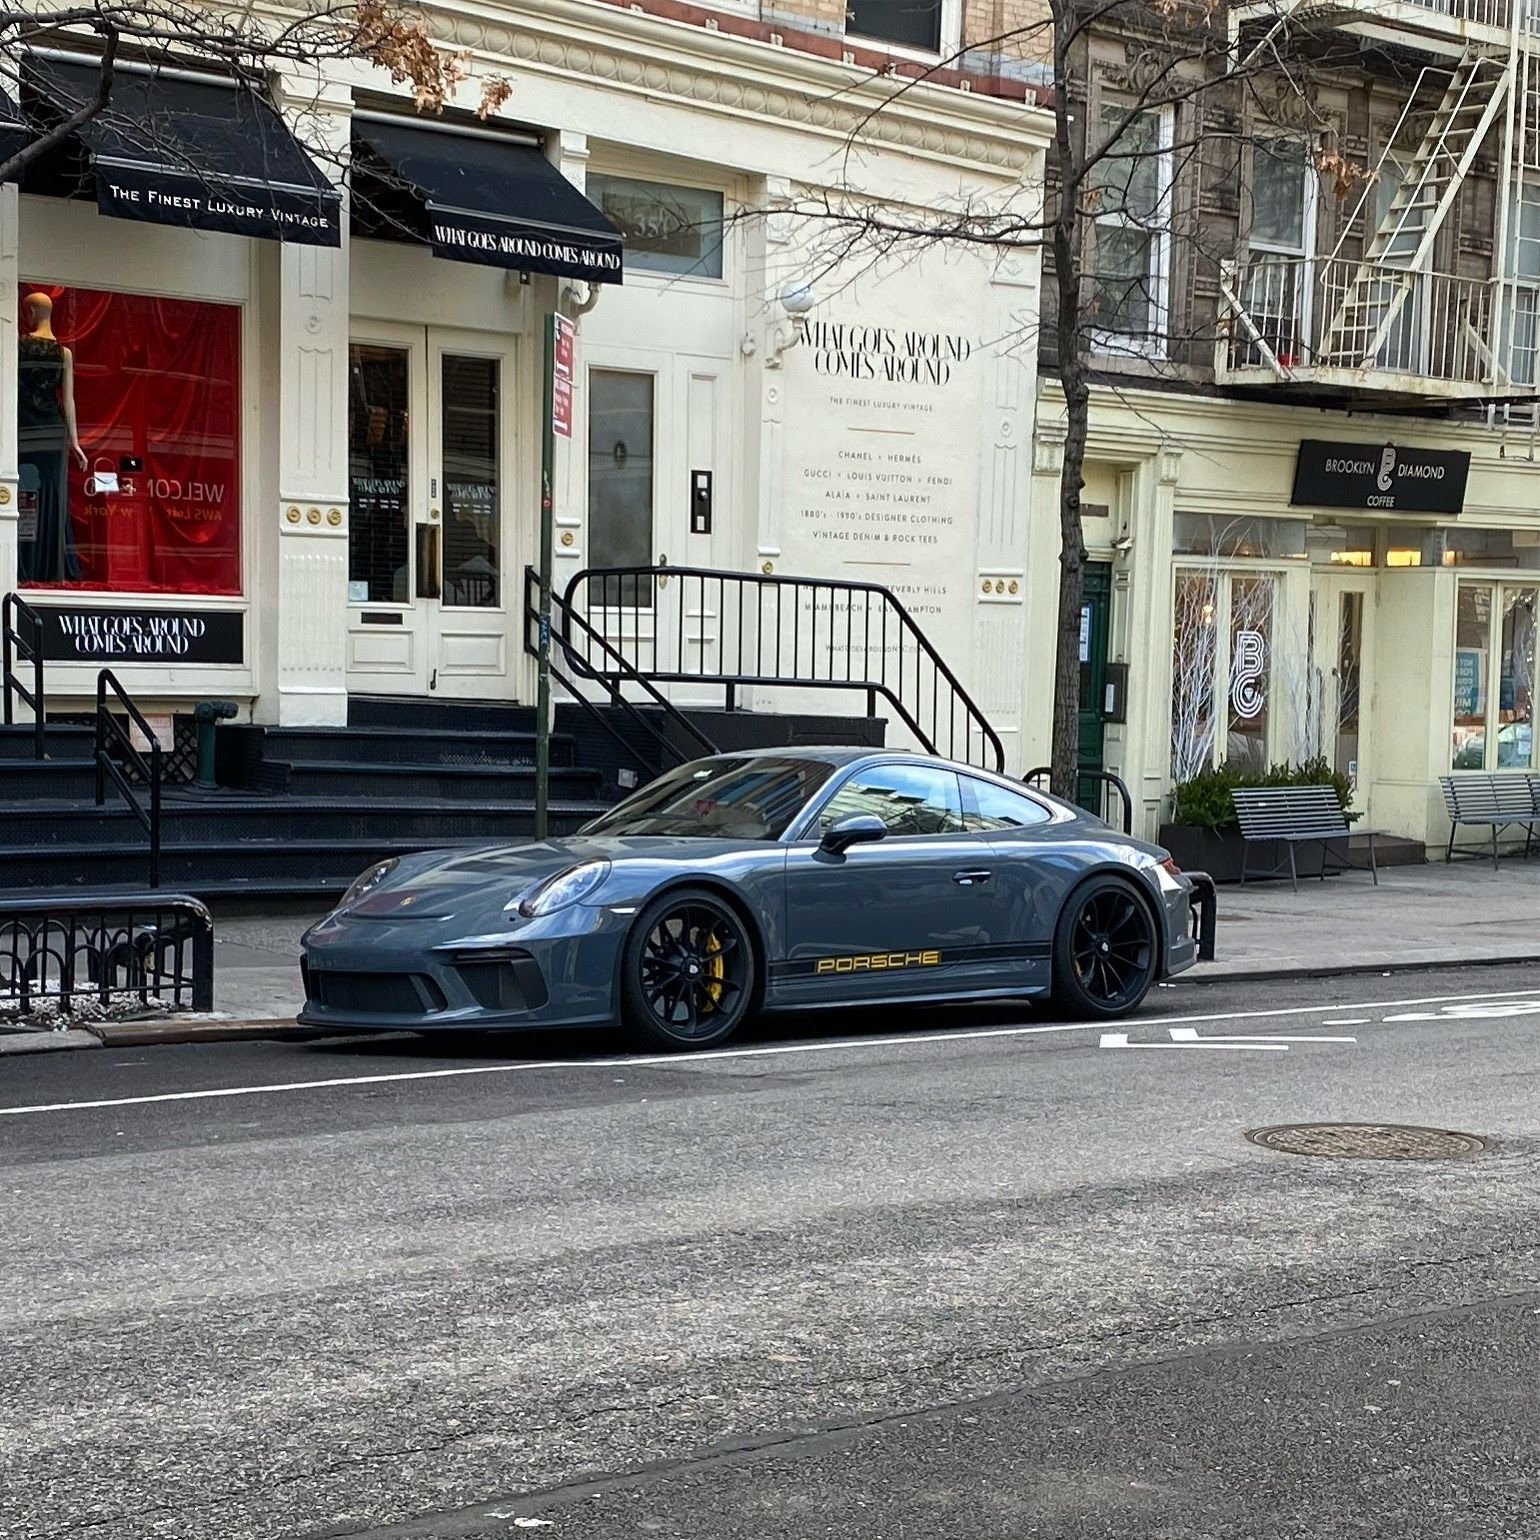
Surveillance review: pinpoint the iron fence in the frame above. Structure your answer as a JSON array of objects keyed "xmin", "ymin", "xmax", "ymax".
[{"xmin": 0, "ymin": 892, "xmax": 213, "ymax": 1018}]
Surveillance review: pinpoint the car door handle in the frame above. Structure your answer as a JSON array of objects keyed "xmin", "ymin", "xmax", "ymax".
[{"xmin": 953, "ymin": 870, "xmax": 992, "ymax": 886}]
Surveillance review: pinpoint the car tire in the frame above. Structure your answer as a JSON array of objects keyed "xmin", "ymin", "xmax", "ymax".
[
  {"xmin": 621, "ymin": 887, "xmax": 757, "ymax": 1051},
  {"xmin": 1051, "ymin": 874, "xmax": 1159, "ymax": 1019}
]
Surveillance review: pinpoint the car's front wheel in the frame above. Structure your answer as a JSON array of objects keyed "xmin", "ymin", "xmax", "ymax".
[
  {"xmin": 1051, "ymin": 874, "xmax": 1158, "ymax": 1018},
  {"xmin": 621, "ymin": 887, "xmax": 756, "ymax": 1050}
]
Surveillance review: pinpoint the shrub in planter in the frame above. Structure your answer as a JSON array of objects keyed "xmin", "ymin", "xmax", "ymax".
[
  {"xmin": 1163, "ymin": 759, "xmax": 1355, "ymax": 882},
  {"xmin": 1170, "ymin": 758, "xmax": 1353, "ymax": 830}
]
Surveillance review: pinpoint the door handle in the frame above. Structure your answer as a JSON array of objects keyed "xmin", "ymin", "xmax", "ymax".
[{"xmin": 953, "ymin": 870, "xmax": 992, "ymax": 886}]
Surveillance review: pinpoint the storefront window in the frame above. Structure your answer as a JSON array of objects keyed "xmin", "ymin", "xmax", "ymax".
[
  {"xmin": 1172, "ymin": 567, "xmax": 1285, "ymax": 778},
  {"xmin": 16, "ymin": 285, "xmax": 241, "ymax": 594},
  {"xmin": 587, "ymin": 175, "xmax": 724, "ymax": 279},
  {"xmin": 1451, "ymin": 582, "xmax": 1540, "ymax": 770},
  {"xmin": 1173, "ymin": 514, "xmax": 1307, "ymax": 560},
  {"xmin": 1227, "ymin": 575, "xmax": 1274, "ymax": 772},
  {"xmin": 1388, "ymin": 527, "xmax": 1540, "ymax": 571}
]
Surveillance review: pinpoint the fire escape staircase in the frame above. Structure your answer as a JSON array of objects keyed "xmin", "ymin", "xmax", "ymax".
[{"xmin": 1316, "ymin": 46, "xmax": 1510, "ymax": 370}]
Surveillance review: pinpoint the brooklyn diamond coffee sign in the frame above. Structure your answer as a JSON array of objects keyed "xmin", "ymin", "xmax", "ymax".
[{"xmin": 1291, "ymin": 440, "xmax": 1470, "ymax": 515}]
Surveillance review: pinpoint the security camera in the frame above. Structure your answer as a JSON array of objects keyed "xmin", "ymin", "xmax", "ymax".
[{"xmin": 1113, "ymin": 532, "xmax": 1134, "ymax": 554}]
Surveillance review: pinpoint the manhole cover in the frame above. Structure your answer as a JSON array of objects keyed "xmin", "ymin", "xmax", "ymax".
[{"xmin": 1246, "ymin": 1123, "xmax": 1486, "ymax": 1161}]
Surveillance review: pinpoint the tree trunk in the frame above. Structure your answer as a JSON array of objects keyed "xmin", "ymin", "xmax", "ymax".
[{"xmin": 1048, "ymin": 20, "xmax": 1088, "ymax": 804}]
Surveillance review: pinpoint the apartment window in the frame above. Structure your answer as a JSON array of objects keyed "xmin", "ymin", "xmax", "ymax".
[
  {"xmin": 847, "ymin": 0, "xmax": 952, "ymax": 53},
  {"xmin": 1242, "ymin": 140, "xmax": 1315, "ymax": 364},
  {"xmin": 1452, "ymin": 581, "xmax": 1537, "ymax": 771},
  {"xmin": 1089, "ymin": 102, "xmax": 1172, "ymax": 353},
  {"xmin": 1503, "ymin": 178, "xmax": 1540, "ymax": 386}
]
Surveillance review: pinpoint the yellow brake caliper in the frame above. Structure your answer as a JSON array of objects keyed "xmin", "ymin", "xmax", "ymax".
[{"xmin": 704, "ymin": 930, "xmax": 725, "ymax": 1013}]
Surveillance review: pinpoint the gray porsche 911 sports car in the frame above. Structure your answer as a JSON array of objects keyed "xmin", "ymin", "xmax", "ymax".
[{"xmin": 300, "ymin": 749, "xmax": 1215, "ymax": 1050}]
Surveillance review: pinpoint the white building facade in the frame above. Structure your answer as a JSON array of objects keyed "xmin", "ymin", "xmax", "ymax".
[{"xmin": 0, "ymin": 1, "xmax": 1050, "ymax": 766}]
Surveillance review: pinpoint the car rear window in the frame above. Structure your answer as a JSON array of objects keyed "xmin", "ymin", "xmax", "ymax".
[{"xmin": 582, "ymin": 757, "xmax": 838, "ymax": 841}]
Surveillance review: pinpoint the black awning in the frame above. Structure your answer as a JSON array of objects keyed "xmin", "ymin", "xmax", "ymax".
[
  {"xmin": 26, "ymin": 59, "xmax": 340, "ymax": 246},
  {"xmin": 353, "ymin": 119, "xmax": 623, "ymax": 284}
]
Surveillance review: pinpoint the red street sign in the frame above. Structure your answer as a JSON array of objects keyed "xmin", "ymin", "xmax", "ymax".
[
  {"xmin": 552, "ymin": 314, "xmax": 575, "ymax": 439},
  {"xmin": 552, "ymin": 372, "xmax": 573, "ymax": 440}
]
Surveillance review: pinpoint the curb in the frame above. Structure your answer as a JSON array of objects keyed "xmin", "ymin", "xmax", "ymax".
[
  {"xmin": 0, "ymin": 1018, "xmax": 305, "ymax": 1055},
  {"xmin": 1190, "ymin": 950, "xmax": 1540, "ymax": 987},
  {"xmin": 3, "ymin": 952, "xmax": 1539, "ymax": 1055}
]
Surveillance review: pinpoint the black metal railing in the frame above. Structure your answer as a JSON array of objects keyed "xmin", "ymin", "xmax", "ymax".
[
  {"xmin": 560, "ymin": 565, "xmax": 1006, "ymax": 773},
  {"xmin": 525, "ymin": 567, "xmax": 718, "ymax": 784},
  {"xmin": 95, "ymin": 669, "xmax": 164, "ymax": 888},
  {"xmin": 1025, "ymin": 766, "xmax": 1134, "ymax": 836},
  {"xmin": 2, "ymin": 592, "xmax": 45, "ymax": 760},
  {"xmin": 0, "ymin": 892, "xmax": 212, "ymax": 1018}
]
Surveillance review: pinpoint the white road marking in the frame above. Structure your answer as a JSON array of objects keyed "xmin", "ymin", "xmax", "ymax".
[
  {"xmin": 1322, "ymin": 1018, "xmax": 1370, "ymax": 1027},
  {"xmin": 4, "ymin": 983, "xmax": 1539, "ymax": 1120},
  {"xmin": 1166, "ymin": 1027, "xmax": 1357, "ymax": 1045},
  {"xmin": 1100, "ymin": 1031, "xmax": 1285, "ymax": 1052},
  {"xmin": 1382, "ymin": 1000, "xmax": 1540, "ymax": 1022}
]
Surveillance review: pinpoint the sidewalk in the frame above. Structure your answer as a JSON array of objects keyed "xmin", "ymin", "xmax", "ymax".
[{"xmin": 4, "ymin": 862, "xmax": 1540, "ymax": 1053}]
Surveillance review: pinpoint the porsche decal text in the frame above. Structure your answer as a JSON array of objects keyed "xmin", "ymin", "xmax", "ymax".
[{"xmin": 816, "ymin": 949, "xmax": 942, "ymax": 975}]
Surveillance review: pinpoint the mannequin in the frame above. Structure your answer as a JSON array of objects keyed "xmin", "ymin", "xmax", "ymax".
[{"xmin": 17, "ymin": 292, "xmax": 86, "ymax": 583}]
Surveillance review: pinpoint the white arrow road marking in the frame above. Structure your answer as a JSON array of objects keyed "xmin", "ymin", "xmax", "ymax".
[
  {"xmin": 1099, "ymin": 1030, "xmax": 1287, "ymax": 1052},
  {"xmin": 1167, "ymin": 1027, "xmax": 1358, "ymax": 1045},
  {"xmin": 1100, "ymin": 1026, "xmax": 1356, "ymax": 1052}
]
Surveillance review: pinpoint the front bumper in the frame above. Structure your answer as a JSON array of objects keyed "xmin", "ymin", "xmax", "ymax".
[{"xmin": 298, "ymin": 906, "xmax": 628, "ymax": 1032}]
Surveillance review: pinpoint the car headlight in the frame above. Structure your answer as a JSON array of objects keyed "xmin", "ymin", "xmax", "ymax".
[
  {"xmin": 512, "ymin": 859, "xmax": 611, "ymax": 918},
  {"xmin": 340, "ymin": 857, "xmax": 400, "ymax": 909}
]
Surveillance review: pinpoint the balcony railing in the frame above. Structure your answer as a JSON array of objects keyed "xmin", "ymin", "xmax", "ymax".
[
  {"xmin": 1217, "ymin": 255, "xmax": 1525, "ymax": 396},
  {"xmin": 1230, "ymin": 0, "xmax": 1523, "ymax": 43}
]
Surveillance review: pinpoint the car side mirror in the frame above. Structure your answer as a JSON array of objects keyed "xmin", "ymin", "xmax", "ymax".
[{"xmin": 820, "ymin": 813, "xmax": 887, "ymax": 855}]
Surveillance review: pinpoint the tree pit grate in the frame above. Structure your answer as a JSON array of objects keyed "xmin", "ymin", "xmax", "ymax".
[{"xmin": 1245, "ymin": 1123, "xmax": 1486, "ymax": 1161}]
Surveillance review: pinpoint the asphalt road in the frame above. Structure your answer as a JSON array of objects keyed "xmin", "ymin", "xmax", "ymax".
[{"xmin": 5, "ymin": 964, "xmax": 1540, "ymax": 1540}]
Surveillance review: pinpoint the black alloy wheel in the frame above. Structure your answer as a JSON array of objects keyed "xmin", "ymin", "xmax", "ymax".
[
  {"xmin": 1051, "ymin": 874, "xmax": 1158, "ymax": 1018},
  {"xmin": 621, "ymin": 887, "xmax": 756, "ymax": 1050}
]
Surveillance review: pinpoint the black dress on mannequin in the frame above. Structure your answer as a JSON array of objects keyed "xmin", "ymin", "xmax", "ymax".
[{"xmin": 17, "ymin": 334, "xmax": 80, "ymax": 583}]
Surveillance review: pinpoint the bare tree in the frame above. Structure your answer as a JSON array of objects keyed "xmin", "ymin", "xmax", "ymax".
[
  {"xmin": 0, "ymin": 0, "xmax": 508, "ymax": 186},
  {"xmin": 770, "ymin": 2, "xmax": 1359, "ymax": 794}
]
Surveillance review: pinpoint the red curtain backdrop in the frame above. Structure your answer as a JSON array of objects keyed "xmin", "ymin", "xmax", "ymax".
[{"xmin": 19, "ymin": 284, "xmax": 242, "ymax": 595}]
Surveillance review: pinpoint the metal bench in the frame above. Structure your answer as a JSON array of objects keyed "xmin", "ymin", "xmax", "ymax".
[
  {"xmin": 1231, "ymin": 785, "xmax": 1378, "ymax": 893},
  {"xmin": 1437, "ymin": 773, "xmax": 1539, "ymax": 869}
]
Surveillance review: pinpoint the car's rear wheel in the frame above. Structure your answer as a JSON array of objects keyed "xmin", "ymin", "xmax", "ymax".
[
  {"xmin": 1051, "ymin": 875, "xmax": 1158, "ymax": 1018},
  {"xmin": 621, "ymin": 887, "xmax": 756, "ymax": 1050}
]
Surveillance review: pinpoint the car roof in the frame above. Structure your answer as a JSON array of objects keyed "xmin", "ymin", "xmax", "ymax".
[{"xmin": 699, "ymin": 746, "xmax": 1014, "ymax": 780}]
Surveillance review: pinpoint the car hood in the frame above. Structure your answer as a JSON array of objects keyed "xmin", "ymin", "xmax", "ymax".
[{"xmin": 337, "ymin": 834, "xmax": 777, "ymax": 920}]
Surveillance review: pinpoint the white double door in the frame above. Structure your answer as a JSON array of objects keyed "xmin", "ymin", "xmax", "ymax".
[{"xmin": 345, "ymin": 323, "xmax": 518, "ymax": 697}]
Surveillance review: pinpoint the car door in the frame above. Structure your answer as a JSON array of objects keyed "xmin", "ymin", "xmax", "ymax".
[
  {"xmin": 776, "ymin": 762, "xmax": 999, "ymax": 1003},
  {"xmin": 958, "ymin": 773, "xmax": 1065, "ymax": 991}
]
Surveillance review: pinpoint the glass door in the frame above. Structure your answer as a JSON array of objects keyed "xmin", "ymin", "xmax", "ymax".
[
  {"xmin": 1312, "ymin": 571, "xmax": 1374, "ymax": 815},
  {"xmin": 427, "ymin": 332, "xmax": 513, "ymax": 697},
  {"xmin": 346, "ymin": 326, "xmax": 513, "ymax": 697}
]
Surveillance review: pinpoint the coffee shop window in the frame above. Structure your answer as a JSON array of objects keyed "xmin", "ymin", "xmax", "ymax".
[
  {"xmin": 1452, "ymin": 581, "xmax": 1537, "ymax": 771},
  {"xmin": 15, "ymin": 285, "xmax": 241, "ymax": 595}
]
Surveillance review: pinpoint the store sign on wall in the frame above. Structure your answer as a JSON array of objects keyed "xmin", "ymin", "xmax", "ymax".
[
  {"xmin": 34, "ymin": 606, "xmax": 244, "ymax": 664},
  {"xmin": 1292, "ymin": 440, "xmax": 1471, "ymax": 514}
]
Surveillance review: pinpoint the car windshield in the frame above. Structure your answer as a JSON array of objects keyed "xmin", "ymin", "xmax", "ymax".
[{"xmin": 581, "ymin": 756, "xmax": 837, "ymax": 841}]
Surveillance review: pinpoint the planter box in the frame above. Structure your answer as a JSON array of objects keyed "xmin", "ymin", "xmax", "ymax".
[{"xmin": 1158, "ymin": 824, "xmax": 1350, "ymax": 886}]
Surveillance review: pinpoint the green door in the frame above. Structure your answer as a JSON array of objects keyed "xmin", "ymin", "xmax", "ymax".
[{"xmin": 1076, "ymin": 562, "xmax": 1113, "ymax": 817}]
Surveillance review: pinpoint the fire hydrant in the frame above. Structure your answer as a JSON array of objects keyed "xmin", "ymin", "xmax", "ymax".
[{"xmin": 194, "ymin": 700, "xmax": 237, "ymax": 790}]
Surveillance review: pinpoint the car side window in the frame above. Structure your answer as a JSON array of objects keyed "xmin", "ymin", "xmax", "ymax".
[
  {"xmin": 964, "ymin": 777, "xmax": 1054, "ymax": 832},
  {"xmin": 818, "ymin": 764, "xmax": 966, "ymax": 837}
]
